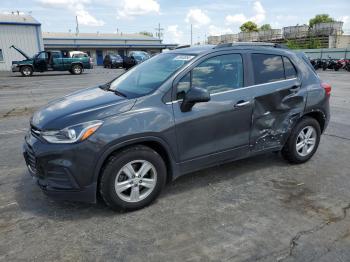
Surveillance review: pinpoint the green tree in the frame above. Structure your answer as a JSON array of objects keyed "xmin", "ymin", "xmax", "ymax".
[
  {"xmin": 286, "ymin": 40, "xmax": 301, "ymax": 49},
  {"xmin": 260, "ymin": 24, "xmax": 272, "ymax": 31},
  {"xmin": 139, "ymin": 31, "xmax": 154, "ymax": 37},
  {"xmin": 240, "ymin": 21, "xmax": 259, "ymax": 32},
  {"xmin": 309, "ymin": 14, "xmax": 334, "ymax": 28}
]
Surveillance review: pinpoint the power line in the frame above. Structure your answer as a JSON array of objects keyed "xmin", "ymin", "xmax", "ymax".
[
  {"xmin": 155, "ymin": 23, "xmax": 164, "ymax": 39},
  {"xmin": 190, "ymin": 24, "xmax": 193, "ymax": 45}
]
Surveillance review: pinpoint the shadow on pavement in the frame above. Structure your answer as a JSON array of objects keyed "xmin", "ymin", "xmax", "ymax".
[{"xmin": 14, "ymin": 152, "xmax": 288, "ymax": 219}]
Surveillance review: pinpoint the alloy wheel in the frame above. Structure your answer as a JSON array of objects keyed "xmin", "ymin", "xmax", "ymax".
[
  {"xmin": 296, "ymin": 126, "xmax": 317, "ymax": 157},
  {"xmin": 114, "ymin": 160, "xmax": 157, "ymax": 203}
]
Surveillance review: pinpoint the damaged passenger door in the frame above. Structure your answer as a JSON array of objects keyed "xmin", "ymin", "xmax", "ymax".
[{"xmin": 249, "ymin": 53, "xmax": 306, "ymax": 151}]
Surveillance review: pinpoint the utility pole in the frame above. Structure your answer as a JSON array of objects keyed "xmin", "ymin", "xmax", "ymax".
[
  {"xmin": 155, "ymin": 23, "xmax": 164, "ymax": 39},
  {"xmin": 75, "ymin": 15, "xmax": 79, "ymax": 36},
  {"xmin": 190, "ymin": 24, "xmax": 193, "ymax": 45}
]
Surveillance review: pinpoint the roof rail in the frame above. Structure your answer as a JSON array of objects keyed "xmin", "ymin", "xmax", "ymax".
[
  {"xmin": 213, "ymin": 42, "xmax": 288, "ymax": 49},
  {"xmin": 175, "ymin": 45, "xmax": 191, "ymax": 49}
]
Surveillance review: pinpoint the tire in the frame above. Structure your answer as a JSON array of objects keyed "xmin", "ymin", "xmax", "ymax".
[
  {"xmin": 20, "ymin": 66, "xmax": 33, "ymax": 77},
  {"xmin": 71, "ymin": 64, "xmax": 83, "ymax": 75},
  {"xmin": 99, "ymin": 145, "xmax": 167, "ymax": 211},
  {"xmin": 282, "ymin": 117, "xmax": 321, "ymax": 164}
]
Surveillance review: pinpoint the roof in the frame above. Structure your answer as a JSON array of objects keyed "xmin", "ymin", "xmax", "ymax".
[
  {"xmin": 168, "ymin": 43, "xmax": 293, "ymax": 56},
  {"xmin": 43, "ymin": 32, "xmax": 159, "ymax": 41},
  {"xmin": 0, "ymin": 13, "xmax": 40, "ymax": 26}
]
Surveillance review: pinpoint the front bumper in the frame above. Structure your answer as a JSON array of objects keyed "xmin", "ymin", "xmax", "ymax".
[
  {"xmin": 23, "ymin": 131, "xmax": 98, "ymax": 203},
  {"xmin": 112, "ymin": 62, "xmax": 123, "ymax": 68},
  {"xmin": 12, "ymin": 65, "xmax": 20, "ymax": 72}
]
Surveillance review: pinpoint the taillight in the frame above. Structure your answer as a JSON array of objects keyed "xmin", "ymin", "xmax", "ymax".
[{"xmin": 321, "ymin": 82, "xmax": 332, "ymax": 97}]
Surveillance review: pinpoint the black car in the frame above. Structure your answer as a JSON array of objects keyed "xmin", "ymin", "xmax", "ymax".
[
  {"xmin": 23, "ymin": 43, "xmax": 331, "ymax": 211},
  {"xmin": 103, "ymin": 54, "xmax": 123, "ymax": 68},
  {"xmin": 123, "ymin": 51, "xmax": 150, "ymax": 69}
]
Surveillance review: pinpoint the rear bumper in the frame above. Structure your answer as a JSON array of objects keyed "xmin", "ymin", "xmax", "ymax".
[{"xmin": 22, "ymin": 131, "xmax": 98, "ymax": 203}]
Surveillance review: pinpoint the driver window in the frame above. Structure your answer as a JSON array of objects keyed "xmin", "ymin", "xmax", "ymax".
[{"xmin": 176, "ymin": 54, "xmax": 243, "ymax": 99}]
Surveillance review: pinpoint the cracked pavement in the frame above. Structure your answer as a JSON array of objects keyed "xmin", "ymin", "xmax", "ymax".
[{"xmin": 1, "ymin": 69, "xmax": 350, "ymax": 261}]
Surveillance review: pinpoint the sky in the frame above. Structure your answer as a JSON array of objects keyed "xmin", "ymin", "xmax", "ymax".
[{"xmin": 1, "ymin": 0, "xmax": 350, "ymax": 44}]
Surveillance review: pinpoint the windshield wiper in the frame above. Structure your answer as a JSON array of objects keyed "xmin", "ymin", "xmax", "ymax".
[
  {"xmin": 99, "ymin": 83, "xmax": 127, "ymax": 98},
  {"xmin": 113, "ymin": 89, "xmax": 127, "ymax": 98}
]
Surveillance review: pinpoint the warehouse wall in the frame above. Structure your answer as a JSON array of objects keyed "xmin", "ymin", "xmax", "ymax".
[{"xmin": 0, "ymin": 24, "xmax": 43, "ymax": 71}]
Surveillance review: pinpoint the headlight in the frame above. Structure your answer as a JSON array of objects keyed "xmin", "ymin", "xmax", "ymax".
[{"xmin": 41, "ymin": 120, "xmax": 103, "ymax": 144}]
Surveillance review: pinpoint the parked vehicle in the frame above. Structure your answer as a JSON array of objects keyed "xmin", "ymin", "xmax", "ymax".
[
  {"xmin": 11, "ymin": 45, "xmax": 93, "ymax": 76},
  {"xmin": 123, "ymin": 51, "xmax": 150, "ymax": 69},
  {"xmin": 336, "ymin": 59, "xmax": 350, "ymax": 71},
  {"xmin": 345, "ymin": 60, "xmax": 350, "ymax": 72},
  {"xmin": 103, "ymin": 54, "xmax": 124, "ymax": 68},
  {"xmin": 23, "ymin": 43, "xmax": 331, "ymax": 210},
  {"xmin": 322, "ymin": 57, "xmax": 341, "ymax": 71},
  {"xmin": 310, "ymin": 58, "xmax": 326, "ymax": 70}
]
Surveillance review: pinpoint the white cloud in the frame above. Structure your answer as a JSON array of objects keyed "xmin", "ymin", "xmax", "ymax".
[
  {"xmin": 165, "ymin": 25, "xmax": 184, "ymax": 44},
  {"xmin": 38, "ymin": 0, "xmax": 104, "ymax": 26},
  {"xmin": 225, "ymin": 1, "xmax": 265, "ymax": 25},
  {"xmin": 225, "ymin": 14, "xmax": 247, "ymax": 25},
  {"xmin": 185, "ymin": 9, "xmax": 211, "ymax": 28},
  {"xmin": 76, "ymin": 10, "xmax": 104, "ymax": 26},
  {"xmin": 251, "ymin": 1, "xmax": 265, "ymax": 24},
  {"xmin": 338, "ymin": 16, "xmax": 349, "ymax": 27},
  {"xmin": 117, "ymin": 0, "xmax": 160, "ymax": 19},
  {"xmin": 208, "ymin": 25, "xmax": 233, "ymax": 36}
]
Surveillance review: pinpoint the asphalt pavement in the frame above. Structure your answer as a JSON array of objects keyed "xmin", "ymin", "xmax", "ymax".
[{"xmin": 0, "ymin": 68, "xmax": 350, "ymax": 261}]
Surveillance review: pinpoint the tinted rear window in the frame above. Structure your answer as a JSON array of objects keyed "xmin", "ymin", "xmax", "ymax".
[{"xmin": 252, "ymin": 54, "xmax": 285, "ymax": 84}]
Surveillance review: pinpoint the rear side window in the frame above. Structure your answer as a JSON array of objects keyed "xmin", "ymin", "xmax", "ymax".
[
  {"xmin": 252, "ymin": 54, "xmax": 284, "ymax": 84},
  {"xmin": 0, "ymin": 49, "xmax": 3, "ymax": 61},
  {"xmin": 283, "ymin": 56, "xmax": 297, "ymax": 79}
]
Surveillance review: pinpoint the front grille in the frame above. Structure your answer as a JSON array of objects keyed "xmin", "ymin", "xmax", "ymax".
[{"xmin": 26, "ymin": 147, "xmax": 37, "ymax": 174}]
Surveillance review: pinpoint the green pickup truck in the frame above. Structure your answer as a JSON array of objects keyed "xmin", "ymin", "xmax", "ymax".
[{"xmin": 11, "ymin": 46, "xmax": 93, "ymax": 77}]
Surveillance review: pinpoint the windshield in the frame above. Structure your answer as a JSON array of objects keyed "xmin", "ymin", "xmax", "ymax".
[{"xmin": 109, "ymin": 53, "xmax": 195, "ymax": 98}]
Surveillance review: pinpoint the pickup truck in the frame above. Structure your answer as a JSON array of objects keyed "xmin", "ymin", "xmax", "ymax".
[{"xmin": 11, "ymin": 46, "xmax": 93, "ymax": 77}]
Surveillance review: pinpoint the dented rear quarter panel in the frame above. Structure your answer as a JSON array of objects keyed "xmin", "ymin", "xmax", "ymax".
[{"xmin": 248, "ymin": 51, "xmax": 317, "ymax": 152}]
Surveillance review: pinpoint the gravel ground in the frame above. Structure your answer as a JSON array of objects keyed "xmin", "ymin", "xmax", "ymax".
[{"xmin": 0, "ymin": 68, "xmax": 350, "ymax": 261}]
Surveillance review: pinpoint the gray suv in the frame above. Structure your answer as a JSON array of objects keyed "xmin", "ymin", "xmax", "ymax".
[{"xmin": 23, "ymin": 43, "xmax": 331, "ymax": 210}]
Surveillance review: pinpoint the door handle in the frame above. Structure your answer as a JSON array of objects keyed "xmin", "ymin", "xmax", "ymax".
[
  {"xmin": 289, "ymin": 85, "xmax": 301, "ymax": 92},
  {"xmin": 234, "ymin": 100, "xmax": 251, "ymax": 108}
]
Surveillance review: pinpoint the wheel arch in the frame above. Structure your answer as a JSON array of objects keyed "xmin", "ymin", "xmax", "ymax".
[
  {"xmin": 71, "ymin": 62, "xmax": 83, "ymax": 68},
  {"xmin": 94, "ymin": 137, "xmax": 177, "ymax": 193},
  {"xmin": 302, "ymin": 110, "xmax": 326, "ymax": 133}
]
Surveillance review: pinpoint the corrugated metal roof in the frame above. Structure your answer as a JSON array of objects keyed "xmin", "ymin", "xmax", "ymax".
[
  {"xmin": 0, "ymin": 14, "xmax": 40, "ymax": 25},
  {"xmin": 43, "ymin": 32, "xmax": 158, "ymax": 41}
]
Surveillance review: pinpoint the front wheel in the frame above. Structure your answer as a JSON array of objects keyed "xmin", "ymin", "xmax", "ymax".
[
  {"xmin": 99, "ymin": 145, "xmax": 166, "ymax": 211},
  {"xmin": 282, "ymin": 117, "xmax": 321, "ymax": 164},
  {"xmin": 20, "ymin": 66, "xmax": 33, "ymax": 77}
]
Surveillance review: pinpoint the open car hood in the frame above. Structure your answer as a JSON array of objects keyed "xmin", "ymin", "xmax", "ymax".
[{"xmin": 10, "ymin": 45, "xmax": 30, "ymax": 60}]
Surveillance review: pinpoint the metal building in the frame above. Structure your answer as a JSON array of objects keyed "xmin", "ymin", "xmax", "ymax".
[
  {"xmin": 43, "ymin": 32, "xmax": 177, "ymax": 66},
  {"xmin": 0, "ymin": 14, "xmax": 43, "ymax": 71}
]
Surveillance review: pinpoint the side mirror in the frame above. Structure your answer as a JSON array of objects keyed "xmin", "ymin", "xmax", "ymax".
[{"xmin": 181, "ymin": 87, "xmax": 210, "ymax": 112}]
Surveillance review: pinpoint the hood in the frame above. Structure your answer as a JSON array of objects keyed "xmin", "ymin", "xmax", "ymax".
[
  {"xmin": 31, "ymin": 86, "xmax": 136, "ymax": 130},
  {"xmin": 10, "ymin": 45, "xmax": 30, "ymax": 60}
]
